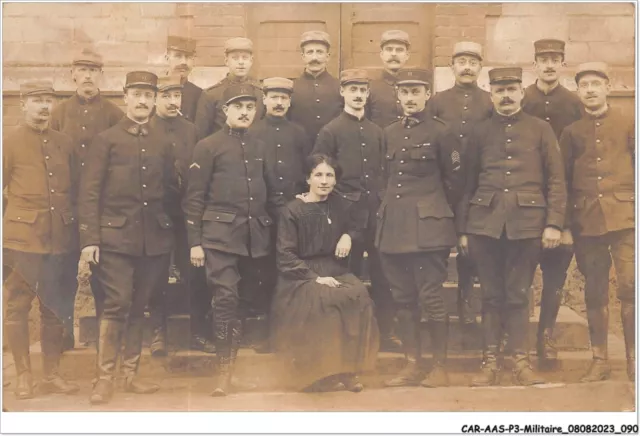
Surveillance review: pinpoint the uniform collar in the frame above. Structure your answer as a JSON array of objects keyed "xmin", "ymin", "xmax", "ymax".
[
  {"xmin": 342, "ymin": 108, "xmax": 366, "ymax": 122},
  {"xmin": 382, "ymin": 69, "xmax": 399, "ymax": 85},
  {"xmin": 24, "ymin": 119, "xmax": 49, "ymax": 134},
  {"xmin": 302, "ymin": 69, "xmax": 329, "ymax": 80},
  {"xmin": 121, "ymin": 117, "xmax": 149, "ymax": 136},
  {"xmin": 534, "ymin": 79, "xmax": 560, "ymax": 96},
  {"xmin": 225, "ymin": 74, "xmax": 251, "ymax": 85},
  {"xmin": 153, "ymin": 114, "xmax": 180, "ymax": 131},
  {"xmin": 265, "ymin": 114, "xmax": 288, "ymax": 126},
  {"xmin": 225, "ymin": 124, "xmax": 248, "ymax": 138},
  {"xmin": 402, "ymin": 109, "xmax": 427, "ymax": 127},
  {"xmin": 453, "ymin": 82, "xmax": 481, "ymax": 93},
  {"xmin": 494, "ymin": 107, "xmax": 524, "ymax": 123},
  {"xmin": 585, "ymin": 104, "xmax": 610, "ymax": 120},
  {"xmin": 75, "ymin": 90, "xmax": 101, "ymax": 105}
]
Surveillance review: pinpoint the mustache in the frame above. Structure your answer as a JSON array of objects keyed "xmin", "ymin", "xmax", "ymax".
[
  {"xmin": 308, "ymin": 60, "xmax": 322, "ymax": 65},
  {"xmin": 461, "ymin": 70, "xmax": 475, "ymax": 76},
  {"xmin": 500, "ymin": 97, "xmax": 515, "ymax": 105},
  {"xmin": 167, "ymin": 105, "xmax": 179, "ymax": 111},
  {"xmin": 353, "ymin": 98, "xmax": 364, "ymax": 102},
  {"xmin": 38, "ymin": 110, "xmax": 50, "ymax": 116},
  {"xmin": 175, "ymin": 64, "xmax": 189, "ymax": 70},
  {"xmin": 238, "ymin": 115, "xmax": 250, "ymax": 121},
  {"xmin": 135, "ymin": 104, "xmax": 149, "ymax": 109},
  {"xmin": 274, "ymin": 105, "xmax": 285, "ymax": 111},
  {"xmin": 544, "ymin": 69, "xmax": 556, "ymax": 74}
]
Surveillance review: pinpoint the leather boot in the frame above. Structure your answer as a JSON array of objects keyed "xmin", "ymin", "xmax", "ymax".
[
  {"xmin": 512, "ymin": 353, "xmax": 544, "ymax": 386},
  {"xmin": 62, "ymin": 332, "xmax": 75, "ymax": 352},
  {"xmin": 90, "ymin": 319, "xmax": 124, "ymax": 405},
  {"xmin": 211, "ymin": 320, "xmax": 233, "ymax": 397},
  {"xmin": 229, "ymin": 319, "xmax": 257, "ymax": 391},
  {"xmin": 385, "ymin": 308, "xmax": 425, "ymax": 387},
  {"xmin": 457, "ymin": 267, "xmax": 475, "ymax": 327},
  {"xmin": 581, "ymin": 306, "xmax": 611, "ymax": 382},
  {"xmin": 122, "ymin": 317, "xmax": 159, "ymax": 394},
  {"xmin": 471, "ymin": 308, "xmax": 502, "ymax": 387},
  {"xmin": 149, "ymin": 310, "xmax": 167, "ymax": 357},
  {"xmin": 537, "ymin": 287, "xmax": 563, "ymax": 362},
  {"xmin": 422, "ymin": 319, "xmax": 450, "ymax": 388},
  {"xmin": 6, "ymin": 320, "xmax": 34, "ymax": 400},
  {"xmin": 341, "ymin": 373, "xmax": 364, "ymax": 393},
  {"xmin": 621, "ymin": 302, "xmax": 635, "ymax": 382},
  {"xmin": 39, "ymin": 320, "xmax": 79, "ymax": 395}
]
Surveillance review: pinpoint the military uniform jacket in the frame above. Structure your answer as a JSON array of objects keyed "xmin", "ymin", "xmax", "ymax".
[
  {"xmin": 181, "ymin": 80, "xmax": 203, "ymax": 124},
  {"xmin": 50, "ymin": 92, "xmax": 123, "ymax": 167},
  {"xmin": 3, "ymin": 124, "xmax": 78, "ymax": 254},
  {"xmin": 185, "ymin": 126, "xmax": 280, "ymax": 257},
  {"xmin": 457, "ymin": 110, "xmax": 567, "ymax": 240},
  {"xmin": 560, "ymin": 107, "xmax": 635, "ymax": 237},
  {"xmin": 150, "ymin": 114, "xmax": 197, "ymax": 202},
  {"xmin": 522, "ymin": 82, "xmax": 583, "ymax": 139},
  {"xmin": 375, "ymin": 111, "xmax": 464, "ymax": 254},
  {"xmin": 366, "ymin": 70, "xmax": 403, "ymax": 128},
  {"xmin": 78, "ymin": 117, "xmax": 178, "ymax": 257},
  {"xmin": 426, "ymin": 83, "xmax": 493, "ymax": 154},
  {"xmin": 250, "ymin": 115, "xmax": 311, "ymax": 203},
  {"xmin": 289, "ymin": 70, "xmax": 343, "ymax": 143},
  {"xmin": 195, "ymin": 74, "xmax": 264, "ymax": 140}
]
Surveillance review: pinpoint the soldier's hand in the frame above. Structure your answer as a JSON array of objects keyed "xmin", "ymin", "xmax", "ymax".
[
  {"xmin": 542, "ymin": 227, "xmax": 562, "ymax": 250},
  {"xmin": 335, "ymin": 234, "xmax": 352, "ymax": 258},
  {"xmin": 316, "ymin": 276, "xmax": 342, "ymax": 288},
  {"xmin": 81, "ymin": 245, "xmax": 100, "ymax": 265},
  {"xmin": 560, "ymin": 229, "xmax": 574, "ymax": 248},
  {"xmin": 458, "ymin": 235, "xmax": 469, "ymax": 257},
  {"xmin": 295, "ymin": 193, "xmax": 309, "ymax": 203},
  {"xmin": 190, "ymin": 245, "xmax": 205, "ymax": 268}
]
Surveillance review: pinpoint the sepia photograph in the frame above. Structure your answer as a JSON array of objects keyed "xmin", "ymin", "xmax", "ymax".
[{"xmin": 0, "ymin": 0, "xmax": 637, "ymax": 433}]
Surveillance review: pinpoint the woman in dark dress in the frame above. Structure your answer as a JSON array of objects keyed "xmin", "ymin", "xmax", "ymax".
[{"xmin": 271, "ymin": 154, "xmax": 379, "ymax": 393}]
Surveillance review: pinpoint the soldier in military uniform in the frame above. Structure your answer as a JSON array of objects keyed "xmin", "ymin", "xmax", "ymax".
[
  {"xmin": 289, "ymin": 31, "xmax": 343, "ymax": 145},
  {"xmin": 186, "ymin": 84, "xmax": 280, "ymax": 397},
  {"xmin": 377, "ymin": 69, "xmax": 464, "ymax": 388},
  {"xmin": 313, "ymin": 69, "xmax": 401, "ymax": 352},
  {"xmin": 250, "ymin": 78, "xmax": 310, "ymax": 349},
  {"xmin": 521, "ymin": 39, "xmax": 584, "ymax": 363},
  {"xmin": 147, "ymin": 76, "xmax": 215, "ymax": 356},
  {"xmin": 367, "ymin": 30, "xmax": 411, "ymax": 128},
  {"xmin": 458, "ymin": 67, "xmax": 566, "ymax": 387},
  {"xmin": 165, "ymin": 35, "xmax": 202, "ymax": 123},
  {"xmin": 79, "ymin": 71, "xmax": 178, "ymax": 404},
  {"xmin": 426, "ymin": 42, "xmax": 493, "ymax": 331},
  {"xmin": 50, "ymin": 48, "xmax": 124, "ymax": 350},
  {"xmin": 560, "ymin": 62, "xmax": 635, "ymax": 382},
  {"xmin": 195, "ymin": 37, "xmax": 264, "ymax": 140},
  {"xmin": 3, "ymin": 81, "xmax": 80, "ymax": 399}
]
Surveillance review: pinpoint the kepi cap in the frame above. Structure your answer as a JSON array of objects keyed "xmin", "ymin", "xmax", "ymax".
[
  {"xmin": 20, "ymin": 80, "xmax": 55, "ymax": 97},
  {"xmin": 488, "ymin": 67, "xmax": 522, "ymax": 84},
  {"xmin": 224, "ymin": 37, "xmax": 253, "ymax": 54},
  {"xmin": 300, "ymin": 30, "xmax": 331, "ymax": 49},
  {"xmin": 453, "ymin": 41, "xmax": 483, "ymax": 61},
  {"xmin": 157, "ymin": 75, "xmax": 183, "ymax": 92},
  {"xmin": 72, "ymin": 48, "xmax": 104, "ymax": 68},
  {"xmin": 124, "ymin": 71, "xmax": 158, "ymax": 90},
  {"xmin": 167, "ymin": 35, "xmax": 196, "ymax": 54},
  {"xmin": 396, "ymin": 68, "xmax": 430, "ymax": 86},
  {"xmin": 223, "ymin": 84, "xmax": 257, "ymax": 105},
  {"xmin": 534, "ymin": 39, "xmax": 565, "ymax": 56},
  {"xmin": 575, "ymin": 61, "xmax": 610, "ymax": 83},
  {"xmin": 340, "ymin": 69, "xmax": 369, "ymax": 85},
  {"xmin": 263, "ymin": 77, "xmax": 294, "ymax": 94},
  {"xmin": 380, "ymin": 30, "xmax": 410, "ymax": 48}
]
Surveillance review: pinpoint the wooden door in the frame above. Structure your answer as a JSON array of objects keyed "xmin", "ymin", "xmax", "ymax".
[
  {"xmin": 340, "ymin": 3, "xmax": 434, "ymax": 74},
  {"xmin": 247, "ymin": 3, "xmax": 341, "ymax": 80}
]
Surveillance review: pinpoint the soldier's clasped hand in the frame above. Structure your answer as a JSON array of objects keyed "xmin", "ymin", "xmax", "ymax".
[
  {"xmin": 542, "ymin": 227, "xmax": 562, "ymax": 250},
  {"xmin": 81, "ymin": 245, "xmax": 100, "ymax": 265},
  {"xmin": 190, "ymin": 245, "xmax": 205, "ymax": 268}
]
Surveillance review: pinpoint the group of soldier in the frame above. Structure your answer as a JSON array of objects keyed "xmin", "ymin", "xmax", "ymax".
[{"xmin": 2, "ymin": 27, "xmax": 635, "ymax": 404}]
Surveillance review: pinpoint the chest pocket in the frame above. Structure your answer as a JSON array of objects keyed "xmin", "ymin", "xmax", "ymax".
[{"xmin": 409, "ymin": 144, "xmax": 436, "ymax": 161}]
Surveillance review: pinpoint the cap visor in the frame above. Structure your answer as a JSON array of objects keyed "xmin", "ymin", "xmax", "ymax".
[
  {"xmin": 453, "ymin": 52, "xmax": 483, "ymax": 61},
  {"xmin": 158, "ymin": 85, "xmax": 183, "ymax": 92},
  {"xmin": 73, "ymin": 61, "xmax": 103, "ymax": 68},
  {"xmin": 575, "ymin": 70, "xmax": 609, "ymax": 82},
  {"xmin": 124, "ymin": 83, "xmax": 158, "ymax": 90},
  {"xmin": 225, "ymin": 95, "xmax": 257, "ymax": 105},
  {"xmin": 397, "ymin": 80, "xmax": 429, "ymax": 86}
]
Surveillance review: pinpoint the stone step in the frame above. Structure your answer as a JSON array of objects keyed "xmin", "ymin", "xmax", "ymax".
[
  {"xmin": 77, "ymin": 306, "xmax": 588, "ymax": 353},
  {"xmin": 8, "ymin": 333, "xmax": 628, "ymax": 391}
]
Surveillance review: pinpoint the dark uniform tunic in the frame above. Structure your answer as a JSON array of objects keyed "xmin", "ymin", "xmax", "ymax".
[
  {"xmin": 185, "ymin": 126, "xmax": 280, "ymax": 322},
  {"xmin": 3, "ymin": 124, "xmax": 79, "ymax": 333},
  {"xmin": 78, "ymin": 117, "xmax": 178, "ymax": 321},
  {"xmin": 367, "ymin": 70, "xmax": 403, "ymax": 128},
  {"xmin": 271, "ymin": 194, "xmax": 379, "ymax": 389},
  {"xmin": 50, "ymin": 92, "xmax": 124, "ymax": 168},
  {"xmin": 522, "ymin": 81, "xmax": 584, "ymax": 324},
  {"xmin": 459, "ymin": 110, "xmax": 567, "ymax": 308},
  {"xmin": 289, "ymin": 70, "xmax": 343, "ymax": 144},
  {"xmin": 376, "ymin": 111, "xmax": 463, "ymax": 321},
  {"xmin": 195, "ymin": 75, "xmax": 265, "ymax": 140},
  {"xmin": 180, "ymin": 80, "xmax": 203, "ymax": 124},
  {"xmin": 560, "ymin": 107, "xmax": 635, "ymax": 307}
]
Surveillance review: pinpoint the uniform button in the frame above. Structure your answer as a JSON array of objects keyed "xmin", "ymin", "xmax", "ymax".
[
  {"xmin": 596, "ymin": 139, "xmax": 601, "ymax": 143},
  {"xmin": 316, "ymin": 115, "xmax": 321, "ymax": 119},
  {"xmin": 545, "ymin": 117, "xmax": 550, "ymax": 121},
  {"xmin": 400, "ymin": 160, "xmax": 405, "ymax": 164},
  {"xmin": 360, "ymin": 127, "xmax": 363, "ymax": 130},
  {"xmin": 363, "ymin": 158, "xmax": 367, "ymax": 162},
  {"xmin": 507, "ymin": 156, "xmax": 512, "ymax": 160},
  {"xmin": 530, "ymin": 200, "xmax": 536, "ymax": 204},
  {"xmin": 506, "ymin": 171, "xmax": 511, "ymax": 175},
  {"xmin": 84, "ymin": 109, "xmax": 88, "ymax": 114},
  {"xmin": 248, "ymin": 178, "xmax": 252, "ymax": 181},
  {"xmin": 462, "ymin": 120, "xmax": 467, "ymax": 124},
  {"xmin": 81, "ymin": 162, "xmax": 85, "ymax": 166},
  {"xmin": 464, "ymin": 94, "xmax": 469, "ymax": 98},
  {"xmin": 314, "ymin": 83, "xmax": 319, "ymax": 87},
  {"xmin": 545, "ymin": 101, "xmax": 549, "ymax": 105},
  {"xmin": 316, "ymin": 99, "xmax": 320, "ymax": 102},
  {"xmin": 278, "ymin": 160, "xmax": 282, "ymax": 164},
  {"xmin": 277, "ymin": 144, "xmax": 281, "ymax": 148},
  {"xmin": 396, "ymin": 194, "xmax": 401, "ymax": 198},
  {"xmin": 402, "ymin": 148, "xmax": 406, "ymax": 152},
  {"xmin": 404, "ymin": 136, "xmax": 409, "ymax": 140},
  {"xmin": 49, "ymin": 172, "xmax": 53, "ymax": 176},
  {"xmin": 276, "ymin": 128, "xmax": 280, "ymax": 131},
  {"xmin": 598, "ymin": 176, "xmax": 602, "ymax": 180},
  {"xmin": 249, "ymin": 215, "xmax": 253, "ymax": 219},
  {"xmin": 279, "ymin": 177, "xmax": 283, "ymax": 180},
  {"xmin": 596, "ymin": 122, "xmax": 601, "ymax": 127},
  {"xmin": 507, "ymin": 124, "xmax": 512, "ymax": 128},
  {"xmin": 51, "ymin": 189, "xmax": 55, "ymax": 193},
  {"xmin": 504, "ymin": 189, "xmax": 509, "ymax": 192},
  {"xmin": 142, "ymin": 184, "xmax": 147, "ymax": 188},
  {"xmin": 459, "ymin": 134, "xmax": 464, "ymax": 138},
  {"xmin": 81, "ymin": 144, "xmax": 85, "ymax": 148},
  {"xmin": 278, "ymin": 192, "xmax": 283, "ymax": 195},
  {"xmin": 464, "ymin": 107, "xmax": 468, "ymax": 110},
  {"xmin": 241, "ymin": 142, "xmax": 245, "ymax": 146},
  {"xmin": 144, "ymin": 202, "xmax": 148, "ymax": 206},
  {"xmin": 50, "ymin": 206, "xmax": 55, "ymax": 211},
  {"xmin": 250, "ymin": 197, "xmax": 254, "ymax": 201},
  {"xmin": 397, "ymin": 183, "xmax": 402, "ymax": 187},
  {"xmin": 245, "ymin": 160, "xmax": 249, "ymax": 163},
  {"xmin": 599, "ymin": 194, "xmax": 603, "ymax": 198},
  {"xmin": 507, "ymin": 139, "xmax": 512, "ymax": 143},
  {"xmin": 82, "ymin": 126, "xmax": 86, "ymax": 130},
  {"xmin": 17, "ymin": 217, "xmax": 21, "ymax": 220},
  {"xmin": 141, "ymin": 149, "xmax": 146, "ymax": 152},
  {"xmin": 407, "ymin": 125, "xmax": 411, "ymax": 129},
  {"xmin": 367, "ymin": 190, "xmax": 371, "ymax": 194},
  {"xmin": 398, "ymin": 171, "xmax": 403, "ymax": 175},
  {"xmin": 396, "ymin": 100, "xmax": 400, "ymax": 104},
  {"xmin": 43, "ymin": 139, "xmax": 48, "ymax": 143},
  {"xmin": 45, "ymin": 156, "xmax": 50, "ymax": 160},
  {"xmin": 597, "ymin": 157, "xmax": 602, "ymax": 162},
  {"xmin": 361, "ymin": 142, "xmax": 366, "ymax": 146},
  {"xmin": 142, "ymin": 166, "xmax": 146, "ymax": 170},
  {"xmin": 397, "ymin": 115, "xmax": 401, "ymax": 119}
]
